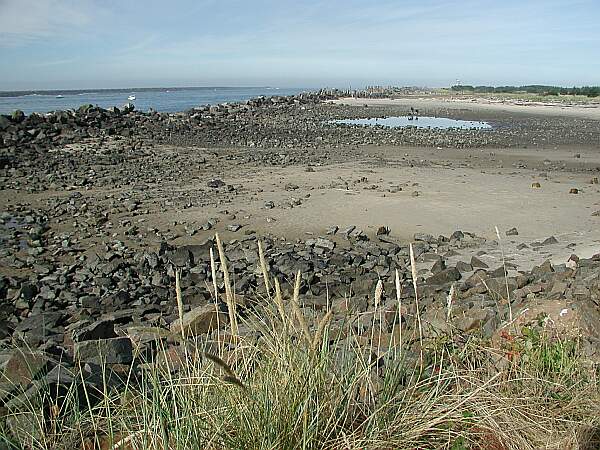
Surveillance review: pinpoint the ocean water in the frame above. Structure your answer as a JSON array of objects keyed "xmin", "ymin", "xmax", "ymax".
[
  {"xmin": 332, "ymin": 116, "xmax": 492, "ymax": 130},
  {"xmin": 0, "ymin": 87, "xmax": 307, "ymax": 115}
]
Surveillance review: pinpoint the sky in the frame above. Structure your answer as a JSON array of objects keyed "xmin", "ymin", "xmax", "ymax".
[{"xmin": 1, "ymin": 0, "xmax": 599, "ymax": 90}]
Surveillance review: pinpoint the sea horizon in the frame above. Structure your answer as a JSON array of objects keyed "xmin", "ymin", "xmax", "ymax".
[
  {"xmin": 0, "ymin": 86, "xmax": 311, "ymax": 115},
  {"xmin": 0, "ymin": 85, "xmax": 318, "ymax": 98}
]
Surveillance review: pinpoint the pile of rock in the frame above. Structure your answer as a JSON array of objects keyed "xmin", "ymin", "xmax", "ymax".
[
  {"xmin": 1, "ymin": 225, "xmax": 600, "ymax": 442},
  {"xmin": 2, "ymin": 225, "xmax": 599, "ymax": 358},
  {"xmin": 0, "ymin": 92, "xmax": 332, "ymax": 160},
  {"xmin": 5, "ymin": 92, "xmax": 599, "ymax": 169}
]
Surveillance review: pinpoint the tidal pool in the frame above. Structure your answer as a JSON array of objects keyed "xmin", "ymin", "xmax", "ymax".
[{"xmin": 331, "ymin": 116, "xmax": 492, "ymax": 130}]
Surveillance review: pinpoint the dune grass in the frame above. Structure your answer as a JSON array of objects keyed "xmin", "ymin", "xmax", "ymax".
[{"xmin": 1, "ymin": 236, "xmax": 599, "ymax": 450}]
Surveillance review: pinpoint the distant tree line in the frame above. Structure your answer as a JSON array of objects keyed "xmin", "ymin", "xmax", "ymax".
[{"xmin": 450, "ymin": 85, "xmax": 600, "ymax": 97}]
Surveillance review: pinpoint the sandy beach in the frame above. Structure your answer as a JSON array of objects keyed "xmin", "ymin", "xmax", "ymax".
[{"xmin": 335, "ymin": 96, "xmax": 600, "ymax": 120}]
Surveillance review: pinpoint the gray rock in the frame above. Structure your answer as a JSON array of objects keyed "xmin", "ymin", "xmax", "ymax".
[
  {"xmin": 72, "ymin": 319, "xmax": 117, "ymax": 342},
  {"xmin": 170, "ymin": 304, "xmax": 228, "ymax": 336},
  {"xmin": 314, "ymin": 238, "xmax": 335, "ymax": 251},
  {"xmin": 342, "ymin": 225, "xmax": 356, "ymax": 235},
  {"xmin": 0, "ymin": 350, "xmax": 51, "ymax": 390},
  {"xmin": 326, "ymin": 225, "xmax": 339, "ymax": 235},
  {"xmin": 431, "ymin": 258, "xmax": 446, "ymax": 274},
  {"xmin": 376, "ymin": 226, "xmax": 390, "ymax": 236},
  {"xmin": 425, "ymin": 267, "xmax": 461, "ymax": 285},
  {"xmin": 414, "ymin": 233, "xmax": 435, "ymax": 242},
  {"xmin": 74, "ymin": 337, "xmax": 133, "ymax": 364},
  {"xmin": 456, "ymin": 261, "xmax": 473, "ymax": 273},
  {"xmin": 207, "ymin": 178, "xmax": 226, "ymax": 188},
  {"xmin": 0, "ymin": 115, "xmax": 11, "ymax": 130},
  {"xmin": 450, "ymin": 230, "xmax": 465, "ymax": 240},
  {"xmin": 542, "ymin": 236, "xmax": 559, "ymax": 245},
  {"xmin": 470, "ymin": 255, "xmax": 489, "ymax": 269},
  {"xmin": 11, "ymin": 110, "xmax": 25, "ymax": 123},
  {"xmin": 455, "ymin": 307, "xmax": 490, "ymax": 332},
  {"xmin": 169, "ymin": 248, "xmax": 192, "ymax": 266}
]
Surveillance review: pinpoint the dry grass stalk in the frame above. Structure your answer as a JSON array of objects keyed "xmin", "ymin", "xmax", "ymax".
[
  {"xmin": 257, "ymin": 240, "xmax": 271, "ymax": 298},
  {"xmin": 273, "ymin": 278, "xmax": 287, "ymax": 326},
  {"xmin": 215, "ymin": 233, "xmax": 239, "ymax": 337},
  {"xmin": 409, "ymin": 243, "xmax": 424, "ymax": 369},
  {"xmin": 495, "ymin": 226, "xmax": 513, "ymax": 323},
  {"xmin": 371, "ymin": 278, "xmax": 384, "ymax": 358},
  {"xmin": 394, "ymin": 268, "xmax": 403, "ymax": 356},
  {"xmin": 175, "ymin": 268, "xmax": 185, "ymax": 340},
  {"xmin": 111, "ymin": 429, "xmax": 147, "ymax": 450},
  {"xmin": 209, "ymin": 247, "xmax": 222, "ymax": 349},
  {"xmin": 209, "ymin": 247, "xmax": 219, "ymax": 302},
  {"xmin": 292, "ymin": 270, "xmax": 312, "ymax": 346},
  {"xmin": 203, "ymin": 352, "xmax": 245, "ymax": 389},
  {"xmin": 311, "ymin": 309, "xmax": 333, "ymax": 352},
  {"xmin": 374, "ymin": 279, "xmax": 383, "ymax": 309},
  {"xmin": 446, "ymin": 283, "xmax": 456, "ymax": 322}
]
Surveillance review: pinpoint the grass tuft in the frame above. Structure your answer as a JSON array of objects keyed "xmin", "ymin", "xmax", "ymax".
[{"xmin": 1, "ymin": 236, "xmax": 598, "ymax": 450}]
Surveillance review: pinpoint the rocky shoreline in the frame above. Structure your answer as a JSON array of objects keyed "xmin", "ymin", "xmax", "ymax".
[
  {"xmin": 4, "ymin": 90, "xmax": 600, "ymax": 160},
  {"xmin": 1, "ymin": 210, "xmax": 600, "ymax": 441},
  {"xmin": 1, "ymin": 92, "xmax": 600, "ymax": 443}
]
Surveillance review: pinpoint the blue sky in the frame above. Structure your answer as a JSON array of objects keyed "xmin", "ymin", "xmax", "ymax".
[{"xmin": 1, "ymin": 0, "xmax": 599, "ymax": 90}]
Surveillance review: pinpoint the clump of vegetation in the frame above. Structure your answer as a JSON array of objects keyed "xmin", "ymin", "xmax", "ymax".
[
  {"xmin": 1, "ymin": 237, "xmax": 599, "ymax": 450},
  {"xmin": 451, "ymin": 84, "xmax": 600, "ymax": 98}
]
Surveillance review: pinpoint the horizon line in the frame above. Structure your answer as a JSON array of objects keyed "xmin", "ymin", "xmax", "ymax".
[
  {"xmin": 3, "ymin": 83, "xmax": 600, "ymax": 94},
  {"xmin": 0, "ymin": 86, "xmax": 313, "ymax": 94}
]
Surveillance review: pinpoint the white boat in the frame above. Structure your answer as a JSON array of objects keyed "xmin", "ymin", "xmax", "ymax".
[
  {"xmin": 55, "ymin": 95, "xmax": 64, "ymax": 98},
  {"xmin": 128, "ymin": 95, "xmax": 136, "ymax": 101}
]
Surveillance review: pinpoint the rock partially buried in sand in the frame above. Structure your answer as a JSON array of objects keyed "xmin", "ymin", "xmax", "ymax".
[
  {"xmin": 227, "ymin": 224, "xmax": 242, "ymax": 232},
  {"xmin": 207, "ymin": 178, "xmax": 226, "ymax": 188},
  {"xmin": 326, "ymin": 225, "xmax": 339, "ymax": 235},
  {"xmin": 376, "ymin": 226, "xmax": 390, "ymax": 236},
  {"xmin": 170, "ymin": 304, "xmax": 228, "ymax": 337},
  {"xmin": 542, "ymin": 236, "xmax": 559, "ymax": 245},
  {"xmin": 471, "ymin": 255, "xmax": 489, "ymax": 269},
  {"xmin": 569, "ymin": 188, "xmax": 579, "ymax": 194}
]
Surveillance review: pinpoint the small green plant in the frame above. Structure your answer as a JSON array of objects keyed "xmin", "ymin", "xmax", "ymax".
[{"xmin": 521, "ymin": 325, "xmax": 580, "ymax": 381}]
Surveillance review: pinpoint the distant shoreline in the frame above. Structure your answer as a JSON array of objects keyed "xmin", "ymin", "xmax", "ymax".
[
  {"xmin": 0, "ymin": 86, "xmax": 313, "ymax": 115},
  {"xmin": 0, "ymin": 86, "xmax": 293, "ymax": 98},
  {"xmin": 335, "ymin": 96, "xmax": 600, "ymax": 120}
]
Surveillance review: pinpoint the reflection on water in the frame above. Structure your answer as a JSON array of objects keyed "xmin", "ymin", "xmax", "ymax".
[{"xmin": 331, "ymin": 116, "xmax": 492, "ymax": 130}]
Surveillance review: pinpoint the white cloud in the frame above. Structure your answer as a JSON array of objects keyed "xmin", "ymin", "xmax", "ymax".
[{"xmin": 0, "ymin": 0, "xmax": 98, "ymax": 45}]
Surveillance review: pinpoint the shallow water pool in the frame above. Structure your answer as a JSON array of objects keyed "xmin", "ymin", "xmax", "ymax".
[{"xmin": 331, "ymin": 116, "xmax": 492, "ymax": 130}]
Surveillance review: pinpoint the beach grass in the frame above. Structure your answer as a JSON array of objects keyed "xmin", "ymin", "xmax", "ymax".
[{"xmin": 1, "ymin": 241, "xmax": 599, "ymax": 450}]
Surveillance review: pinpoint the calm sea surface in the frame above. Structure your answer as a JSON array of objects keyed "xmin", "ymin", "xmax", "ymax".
[{"xmin": 0, "ymin": 87, "xmax": 308, "ymax": 115}]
